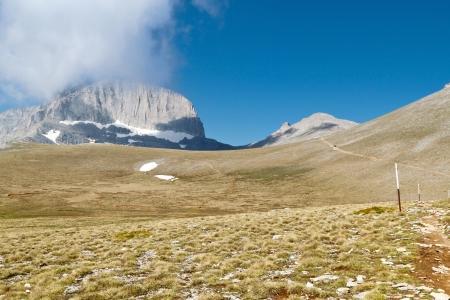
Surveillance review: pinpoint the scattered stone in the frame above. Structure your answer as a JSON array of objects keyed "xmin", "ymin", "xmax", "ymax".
[
  {"xmin": 430, "ymin": 292, "xmax": 450, "ymax": 300},
  {"xmin": 354, "ymin": 291, "xmax": 370, "ymax": 299},
  {"xmin": 396, "ymin": 247, "xmax": 407, "ymax": 252},
  {"xmin": 392, "ymin": 282, "xmax": 416, "ymax": 291},
  {"xmin": 311, "ymin": 274, "xmax": 339, "ymax": 283},
  {"xmin": 115, "ymin": 275, "xmax": 146, "ymax": 284},
  {"xmin": 137, "ymin": 250, "xmax": 156, "ymax": 269},
  {"xmin": 432, "ymin": 265, "xmax": 449, "ymax": 274},
  {"xmin": 64, "ymin": 285, "xmax": 81, "ymax": 295},
  {"xmin": 223, "ymin": 293, "xmax": 241, "ymax": 300},
  {"xmin": 80, "ymin": 250, "xmax": 95, "ymax": 257},
  {"xmin": 267, "ymin": 268, "xmax": 294, "ymax": 278},
  {"xmin": 337, "ymin": 287, "xmax": 350, "ymax": 296},
  {"xmin": 417, "ymin": 286, "xmax": 433, "ymax": 292},
  {"xmin": 356, "ymin": 275, "xmax": 365, "ymax": 284},
  {"xmin": 381, "ymin": 258, "xmax": 394, "ymax": 265},
  {"xmin": 346, "ymin": 278, "xmax": 358, "ymax": 288},
  {"xmin": 415, "ymin": 243, "xmax": 432, "ymax": 248},
  {"xmin": 394, "ymin": 264, "xmax": 413, "ymax": 270}
]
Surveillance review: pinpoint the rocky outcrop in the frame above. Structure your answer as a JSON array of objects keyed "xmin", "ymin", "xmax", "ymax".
[
  {"xmin": 0, "ymin": 81, "xmax": 233, "ymax": 150},
  {"xmin": 252, "ymin": 113, "xmax": 357, "ymax": 147}
]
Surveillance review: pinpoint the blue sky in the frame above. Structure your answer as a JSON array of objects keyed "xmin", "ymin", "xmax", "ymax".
[
  {"xmin": 171, "ymin": 0, "xmax": 450, "ymax": 145},
  {"xmin": 1, "ymin": 1, "xmax": 450, "ymax": 146}
]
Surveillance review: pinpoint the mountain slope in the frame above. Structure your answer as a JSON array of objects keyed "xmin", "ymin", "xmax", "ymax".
[
  {"xmin": 252, "ymin": 112, "xmax": 357, "ymax": 147},
  {"xmin": 0, "ymin": 82, "xmax": 233, "ymax": 150},
  {"xmin": 329, "ymin": 83, "xmax": 450, "ymax": 159}
]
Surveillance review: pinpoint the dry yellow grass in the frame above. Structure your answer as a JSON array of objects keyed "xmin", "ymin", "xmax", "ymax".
[
  {"xmin": 2, "ymin": 201, "xmax": 446, "ymax": 299},
  {"xmin": 1, "ymin": 139, "xmax": 448, "ymax": 219}
]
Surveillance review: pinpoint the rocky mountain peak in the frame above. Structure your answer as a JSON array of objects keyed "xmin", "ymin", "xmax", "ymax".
[
  {"xmin": 0, "ymin": 81, "xmax": 238, "ymax": 150},
  {"xmin": 252, "ymin": 112, "xmax": 357, "ymax": 147}
]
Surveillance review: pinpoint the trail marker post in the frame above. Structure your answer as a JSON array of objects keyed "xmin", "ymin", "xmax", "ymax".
[
  {"xmin": 395, "ymin": 163, "xmax": 402, "ymax": 212},
  {"xmin": 417, "ymin": 183, "xmax": 421, "ymax": 202}
]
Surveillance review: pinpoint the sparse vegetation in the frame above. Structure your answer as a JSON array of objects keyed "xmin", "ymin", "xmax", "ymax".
[
  {"xmin": 1, "ymin": 200, "xmax": 447, "ymax": 299},
  {"xmin": 354, "ymin": 206, "xmax": 395, "ymax": 215},
  {"xmin": 114, "ymin": 230, "xmax": 151, "ymax": 241}
]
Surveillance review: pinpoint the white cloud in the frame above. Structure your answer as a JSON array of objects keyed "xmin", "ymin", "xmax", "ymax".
[
  {"xmin": 192, "ymin": 0, "xmax": 228, "ymax": 17},
  {"xmin": 0, "ymin": 0, "xmax": 176, "ymax": 100}
]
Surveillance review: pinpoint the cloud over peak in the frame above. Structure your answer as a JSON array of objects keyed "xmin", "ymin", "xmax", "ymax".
[{"xmin": 0, "ymin": 0, "xmax": 227, "ymax": 102}]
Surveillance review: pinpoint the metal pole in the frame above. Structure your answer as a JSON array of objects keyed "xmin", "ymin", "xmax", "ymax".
[{"xmin": 395, "ymin": 163, "xmax": 402, "ymax": 212}]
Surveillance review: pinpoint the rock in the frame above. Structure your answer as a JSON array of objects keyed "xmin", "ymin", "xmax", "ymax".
[
  {"xmin": 354, "ymin": 291, "xmax": 370, "ymax": 299},
  {"xmin": 430, "ymin": 292, "xmax": 450, "ymax": 300},
  {"xmin": 137, "ymin": 249, "xmax": 156, "ymax": 269},
  {"xmin": 24, "ymin": 283, "xmax": 32, "ymax": 289},
  {"xmin": 346, "ymin": 278, "xmax": 358, "ymax": 288},
  {"xmin": 272, "ymin": 235, "xmax": 282, "ymax": 240},
  {"xmin": 306, "ymin": 282, "xmax": 314, "ymax": 289},
  {"xmin": 0, "ymin": 81, "xmax": 233, "ymax": 150},
  {"xmin": 356, "ymin": 275, "xmax": 365, "ymax": 284},
  {"xmin": 381, "ymin": 258, "xmax": 394, "ymax": 265},
  {"xmin": 64, "ymin": 285, "xmax": 81, "ymax": 295},
  {"xmin": 337, "ymin": 287, "xmax": 350, "ymax": 295},
  {"xmin": 432, "ymin": 265, "xmax": 449, "ymax": 274},
  {"xmin": 311, "ymin": 274, "xmax": 339, "ymax": 283}
]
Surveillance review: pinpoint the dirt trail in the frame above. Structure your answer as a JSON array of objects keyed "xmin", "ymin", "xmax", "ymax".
[
  {"xmin": 415, "ymin": 213, "xmax": 450, "ymax": 294},
  {"xmin": 319, "ymin": 137, "xmax": 450, "ymax": 178}
]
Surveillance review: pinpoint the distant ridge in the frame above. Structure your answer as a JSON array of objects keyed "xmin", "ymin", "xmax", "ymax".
[{"xmin": 252, "ymin": 112, "xmax": 357, "ymax": 147}]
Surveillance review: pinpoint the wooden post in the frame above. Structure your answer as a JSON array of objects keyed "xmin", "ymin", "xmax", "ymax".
[
  {"xmin": 395, "ymin": 163, "xmax": 402, "ymax": 212},
  {"xmin": 417, "ymin": 183, "xmax": 421, "ymax": 202}
]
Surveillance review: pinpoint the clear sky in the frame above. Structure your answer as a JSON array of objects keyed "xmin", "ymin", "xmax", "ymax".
[
  {"xmin": 1, "ymin": 1, "xmax": 450, "ymax": 146},
  {"xmin": 171, "ymin": 0, "xmax": 450, "ymax": 145}
]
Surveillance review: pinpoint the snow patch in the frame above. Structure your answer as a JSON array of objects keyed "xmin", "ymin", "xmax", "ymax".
[
  {"xmin": 155, "ymin": 175, "xmax": 178, "ymax": 182},
  {"xmin": 59, "ymin": 120, "xmax": 193, "ymax": 143},
  {"xmin": 42, "ymin": 129, "xmax": 61, "ymax": 144},
  {"xmin": 139, "ymin": 162, "xmax": 158, "ymax": 172}
]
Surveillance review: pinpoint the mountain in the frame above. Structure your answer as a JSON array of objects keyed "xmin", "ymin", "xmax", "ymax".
[
  {"xmin": 252, "ymin": 112, "xmax": 357, "ymax": 147},
  {"xmin": 2, "ymin": 83, "xmax": 450, "ymax": 219},
  {"xmin": 0, "ymin": 82, "xmax": 234, "ymax": 150}
]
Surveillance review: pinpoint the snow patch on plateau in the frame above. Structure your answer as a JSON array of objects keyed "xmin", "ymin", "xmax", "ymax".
[
  {"xmin": 139, "ymin": 162, "xmax": 158, "ymax": 172},
  {"xmin": 42, "ymin": 129, "xmax": 60, "ymax": 144},
  {"xmin": 155, "ymin": 175, "xmax": 178, "ymax": 181}
]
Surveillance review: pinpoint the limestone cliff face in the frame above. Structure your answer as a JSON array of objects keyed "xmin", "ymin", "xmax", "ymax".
[
  {"xmin": 45, "ymin": 82, "xmax": 205, "ymax": 136},
  {"xmin": 0, "ymin": 81, "xmax": 213, "ymax": 148}
]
